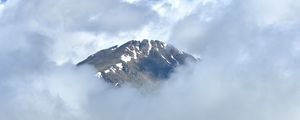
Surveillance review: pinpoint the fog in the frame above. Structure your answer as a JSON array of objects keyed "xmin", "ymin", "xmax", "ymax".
[{"xmin": 0, "ymin": 0, "xmax": 300, "ymax": 120}]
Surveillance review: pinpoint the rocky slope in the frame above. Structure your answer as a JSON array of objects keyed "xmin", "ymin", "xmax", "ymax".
[{"xmin": 78, "ymin": 39, "xmax": 198, "ymax": 88}]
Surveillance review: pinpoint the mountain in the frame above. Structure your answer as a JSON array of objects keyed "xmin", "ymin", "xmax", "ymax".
[{"xmin": 78, "ymin": 39, "xmax": 198, "ymax": 88}]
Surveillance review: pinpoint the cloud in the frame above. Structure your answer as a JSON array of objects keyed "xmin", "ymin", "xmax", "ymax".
[
  {"xmin": 1, "ymin": 0, "xmax": 157, "ymax": 32},
  {"xmin": 1, "ymin": 0, "xmax": 300, "ymax": 120},
  {"xmin": 0, "ymin": 4, "xmax": 4, "ymax": 16},
  {"xmin": 0, "ymin": 0, "xmax": 159, "ymax": 64}
]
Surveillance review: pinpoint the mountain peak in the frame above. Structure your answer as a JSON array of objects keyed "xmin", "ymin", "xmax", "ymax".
[{"xmin": 78, "ymin": 39, "xmax": 198, "ymax": 87}]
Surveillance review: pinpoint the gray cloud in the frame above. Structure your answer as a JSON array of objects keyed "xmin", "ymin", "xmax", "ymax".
[{"xmin": 1, "ymin": 0, "xmax": 300, "ymax": 120}]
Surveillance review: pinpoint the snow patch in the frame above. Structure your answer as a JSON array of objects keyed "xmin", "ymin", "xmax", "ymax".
[
  {"xmin": 104, "ymin": 69, "xmax": 110, "ymax": 73},
  {"xmin": 161, "ymin": 54, "xmax": 171, "ymax": 64},
  {"xmin": 136, "ymin": 45, "xmax": 140, "ymax": 51},
  {"xmin": 114, "ymin": 82, "xmax": 119, "ymax": 87},
  {"xmin": 171, "ymin": 55, "xmax": 176, "ymax": 60},
  {"xmin": 116, "ymin": 63, "xmax": 123, "ymax": 70},
  {"xmin": 171, "ymin": 55, "xmax": 179, "ymax": 64},
  {"xmin": 121, "ymin": 54, "xmax": 132, "ymax": 62},
  {"xmin": 125, "ymin": 47, "xmax": 138, "ymax": 59},
  {"xmin": 160, "ymin": 44, "xmax": 164, "ymax": 48},
  {"xmin": 110, "ymin": 66, "xmax": 117, "ymax": 73},
  {"xmin": 95, "ymin": 72, "xmax": 102, "ymax": 78},
  {"xmin": 137, "ymin": 50, "xmax": 142, "ymax": 55},
  {"xmin": 132, "ymin": 50, "xmax": 137, "ymax": 59},
  {"xmin": 147, "ymin": 40, "xmax": 152, "ymax": 55},
  {"xmin": 104, "ymin": 66, "xmax": 118, "ymax": 73},
  {"xmin": 163, "ymin": 42, "xmax": 167, "ymax": 48},
  {"xmin": 111, "ymin": 46, "xmax": 118, "ymax": 50},
  {"xmin": 160, "ymin": 42, "xmax": 167, "ymax": 48}
]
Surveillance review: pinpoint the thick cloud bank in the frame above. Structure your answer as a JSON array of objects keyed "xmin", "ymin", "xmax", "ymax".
[{"xmin": 1, "ymin": 0, "xmax": 300, "ymax": 120}]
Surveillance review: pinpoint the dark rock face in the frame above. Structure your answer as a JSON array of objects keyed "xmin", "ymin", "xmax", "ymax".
[{"xmin": 78, "ymin": 39, "xmax": 198, "ymax": 87}]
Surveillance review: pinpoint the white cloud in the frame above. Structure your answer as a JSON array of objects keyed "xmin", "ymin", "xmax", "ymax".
[
  {"xmin": 1, "ymin": 0, "xmax": 300, "ymax": 120},
  {"xmin": 0, "ymin": 3, "xmax": 4, "ymax": 17},
  {"xmin": 243, "ymin": 0, "xmax": 300, "ymax": 27}
]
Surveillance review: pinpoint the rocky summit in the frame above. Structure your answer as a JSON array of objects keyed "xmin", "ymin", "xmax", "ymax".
[{"xmin": 77, "ymin": 39, "xmax": 198, "ymax": 88}]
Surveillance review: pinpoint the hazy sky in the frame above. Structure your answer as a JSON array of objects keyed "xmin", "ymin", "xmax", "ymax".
[{"xmin": 0, "ymin": 0, "xmax": 300, "ymax": 120}]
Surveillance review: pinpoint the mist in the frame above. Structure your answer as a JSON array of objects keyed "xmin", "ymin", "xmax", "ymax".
[{"xmin": 1, "ymin": 0, "xmax": 300, "ymax": 120}]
